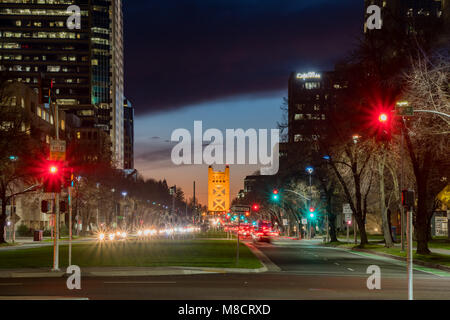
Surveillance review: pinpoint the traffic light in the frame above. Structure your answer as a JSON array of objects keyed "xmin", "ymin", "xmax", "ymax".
[
  {"xmin": 378, "ymin": 113, "xmax": 388, "ymax": 123},
  {"xmin": 245, "ymin": 211, "xmax": 250, "ymax": 217},
  {"xmin": 42, "ymin": 161, "xmax": 63, "ymax": 193},
  {"xmin": 252, "ymin": 204, "xmax": 260, "ymax": 211},
  {"xmin": 401, "ymin": 190, "xmax": 415, "ymax": 207},
  {"xmin": 41, "ymin": 200, "xmax": 49, "ymax": 213},
  {"xmin": 272, "ymin": 189, "xmax": 279, "ymax": 201},
  {"xmin": 309, "ymin": 207, "xmax": 316, "ymax": 219}
]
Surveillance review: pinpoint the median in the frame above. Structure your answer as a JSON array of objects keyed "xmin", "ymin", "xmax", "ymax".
[{"xmin": 0, "ymin": 239, "xmax": 262, "ymax": 270}]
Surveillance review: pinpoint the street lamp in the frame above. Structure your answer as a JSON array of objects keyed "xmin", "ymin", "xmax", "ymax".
[{"xmin": 306, "ymin": 166, "xmax": 314, "ymax": 239}]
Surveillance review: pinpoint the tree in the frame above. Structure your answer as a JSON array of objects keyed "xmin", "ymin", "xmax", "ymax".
[
  {"xmin": 0, "ymin": 80, "xmax": 47, "ymax": 243},
  {"xmin": 402, "ymin": 47, "xmax": 450, "ymax": 254}
]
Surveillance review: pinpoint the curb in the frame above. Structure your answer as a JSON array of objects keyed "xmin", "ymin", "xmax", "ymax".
[
  {"xmin": 351, "ymin": 247, "xmax": 450, "ymax": 273},
  {"xmin": 322, "ymin": 244, "xmax": 450, "ymax": 273},
  {"xmin": 244, "ymin": 242, "xmax": 281, "ymax": 272},
  {"xmin": 0, "ymin": 264, "xmax": 269, "ymax": 279}
]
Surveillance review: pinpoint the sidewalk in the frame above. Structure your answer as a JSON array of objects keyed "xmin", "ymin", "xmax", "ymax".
[
  {"xmin": 336, "ymin": 237, "xmax": 450, "ymax": 256},
  {"xmin": 0, "ymin": 237, "xmax": 95, "ymax": 252}
]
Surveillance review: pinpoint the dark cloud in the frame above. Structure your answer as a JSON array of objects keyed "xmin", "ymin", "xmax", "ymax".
[
  {"xmin": 124, "ymin": 0, "xmax": 363, "ymax": 115},
  {"xmin": 135, "ymin": 146, "xmax": 173, "ymax": 163}
]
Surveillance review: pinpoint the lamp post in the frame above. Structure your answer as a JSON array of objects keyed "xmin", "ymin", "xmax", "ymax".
[
  {"xmin": 306, "ymin": 166, "xmax": 314, "ymax": 239},
  {"xmin": 121, "ymin": 191, "xmax": 127, "ymax": 228}
]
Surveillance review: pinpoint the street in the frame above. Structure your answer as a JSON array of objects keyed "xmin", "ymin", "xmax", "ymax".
[{"xmin": 1, "ymin": 240, "xmax": 449, "ymax": 300}]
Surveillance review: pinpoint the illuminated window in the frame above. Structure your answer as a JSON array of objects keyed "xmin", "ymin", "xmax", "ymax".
[{"xmin": 305, "ymin": 82, "xmax": 320, "ymax": 90}]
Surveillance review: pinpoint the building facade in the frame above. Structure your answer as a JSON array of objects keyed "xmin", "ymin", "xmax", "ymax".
[
  {"xmin": 123, "ymin": 97, "xmax": 134, "ymax": 169},
  {"xmin": 0, "ymin": 0, "xmax": 125, "ymax": 167},
  {"xmin": 288, "ymin": 71, "xmax": 347, "ymax": 146}
]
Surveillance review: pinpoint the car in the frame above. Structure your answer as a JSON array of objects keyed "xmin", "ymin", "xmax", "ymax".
[{"xmin": 251, "ymin": 228, "xmax": 272, "ymax": 243}]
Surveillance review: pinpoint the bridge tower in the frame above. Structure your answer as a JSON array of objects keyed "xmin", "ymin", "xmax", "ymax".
[{"xmin": 208, "ymin": 166, "xmax": 230, "ymax": 214}]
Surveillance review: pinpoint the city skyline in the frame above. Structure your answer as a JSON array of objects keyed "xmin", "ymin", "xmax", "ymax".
[{"xmin": 126, "ymin": 0, "xmax": 364, "ymax": 204}]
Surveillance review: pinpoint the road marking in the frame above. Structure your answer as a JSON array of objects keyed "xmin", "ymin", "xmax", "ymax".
[
  {"xmin": 0, "ymin": 296, "xmax": 88, "ymax": 300},
  {"xmin": 104, "ymin": 281, "xmax": 177, "ymax": 284},
  {"xmin": 0, "ymin": 283, "xmax": 22, "ymax": 286},
  {"xmin": 334, "ymin": 262, "xmax": 340, "ymax": 266},
  {"xmin": 347, "ymin": 268, "xmax": 354, "ymax": 272}
]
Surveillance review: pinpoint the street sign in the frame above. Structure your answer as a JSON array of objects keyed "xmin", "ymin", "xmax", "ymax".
[
  {"xmin": 345, "ymin": 213, "xmax": 352, "ymax": 223},
  {"xmin": 301, "ymin": 218, "xmax": 307, "ymax": 225},
  {"xmin": 231, "ymin": 205, "xmax": 250, "ymax": 213},
  {"xmin": 10, "ymin": 212, "xmax": 20, "ymax": 224},
  {"xmin": 343, "ymin": 203, "xmax": 352, "ymax": 214},
  {"xmin": 50, "ymin": 139, "xmax": 66, "ymax": 161},
  {"xmin": 396, "ymin": 106, "xmax": 414, "ymax": 116},
  {"xmin": 283, "ymin": 219, "xmax": 288, "ymax": 226},
  {"xmin": 396, "ymin": 101, "xmax": 414, "ymax": 116}
]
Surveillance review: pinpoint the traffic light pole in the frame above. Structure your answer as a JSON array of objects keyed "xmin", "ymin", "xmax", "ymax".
[
  {"xmin": 407, "ymin": 205, "xmax": 413, "ymax": 300},
  {"xmin": 236, "ymin": 216, "xmax": 240, "ymax": 266},
  {"xmin": 52, "ymin": 101, "xmax": 60, "ymax": 272},
  {"xmin": 400, "ymin": 123, "xmax": 405, "ymax": 251},
  {"xmin": 68, "ymin": 179, "xmax": 73, "ymax": 266}
]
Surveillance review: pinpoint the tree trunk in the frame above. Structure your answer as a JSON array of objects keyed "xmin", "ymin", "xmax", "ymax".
[
  {"xmin": 356, "ymin": 213, "xmax": 368, "ymax": 245},
  {"xmin": 415, "ymin": 178, "xmax": 431, "ymax": 254},
  {"xmin": 379, "ymin": 158, "xmax": 394, "ymax": 247},
  {"xmin": 327, "ymin": 195, "xmax": 338, "ymax": 242},
  {"xmin": 0, "ymin": 198, "xmax": 7, "ymax": 244},
  {"xmin": 329, "ymin": 213, "xmax": 338, "ymax": 242}
]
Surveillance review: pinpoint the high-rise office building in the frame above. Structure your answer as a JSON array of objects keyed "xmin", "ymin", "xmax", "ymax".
[
  {"xmin": 123, "ymin": 97, "xmax": 134, "ymax": 170},
  {"xmin": 288, "ymin": 71, "xmax": 347, "ymax": 145},
  {"xmin": 0, "ymin": 0, "xmax": 125, "ymax": 168}
]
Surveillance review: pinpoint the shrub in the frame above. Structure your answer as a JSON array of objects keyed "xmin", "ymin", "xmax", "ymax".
[{"xmin": 16, "ymin": 224, "xmax": 32, "ymax": 237}]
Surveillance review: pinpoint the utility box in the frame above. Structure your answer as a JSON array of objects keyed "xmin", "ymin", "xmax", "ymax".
[{"xmin": 33, "ymin": 230, "xmax": 43, "ymax": 242}]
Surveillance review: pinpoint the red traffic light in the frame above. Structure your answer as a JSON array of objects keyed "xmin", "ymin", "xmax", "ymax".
[
  {"xmin": 378, "ymin": 113, "xmax": 388, "ymax": 122},
  {"xmin": 49, "ymin": 165, "xmax": 58, "ymax": 174},
  {"xmin": 309, "ymin": 207, "xmax": 315, "ymax": 213},
  {"xmin": 273, "ymin": 189, "xmax": 279, "ymax": 195},
  {"xmin": 252, "ymin": 204, "xmax": 260, "ymax": 211}
]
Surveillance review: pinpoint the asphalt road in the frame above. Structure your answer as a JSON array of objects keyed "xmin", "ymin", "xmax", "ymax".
[{"xmin": 1, "ymin": 240, "xmax": 449, "ymax": 300}]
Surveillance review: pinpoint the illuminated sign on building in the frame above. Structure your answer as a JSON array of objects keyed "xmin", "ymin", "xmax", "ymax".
[{"xmin": 296, "ymin": 72, "xmax": 321, "ymax": 80}]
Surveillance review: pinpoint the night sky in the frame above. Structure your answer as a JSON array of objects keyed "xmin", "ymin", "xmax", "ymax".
[{"xmin": 123, "ymin": 0, "xmax": 364, "ymax": 204}]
